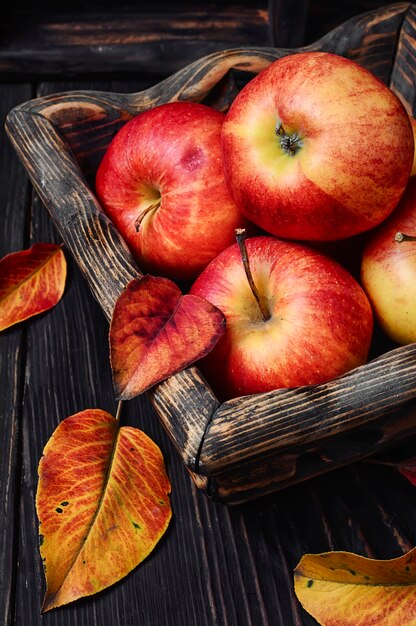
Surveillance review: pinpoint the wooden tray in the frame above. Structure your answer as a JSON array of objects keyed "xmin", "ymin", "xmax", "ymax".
[{"xmin": 5, "ymin": 2, "xmax": 416, "ymax": 505}]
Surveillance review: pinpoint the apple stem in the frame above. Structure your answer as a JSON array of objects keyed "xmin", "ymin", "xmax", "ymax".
[
  {"xmin": 275, "ymin": 122, "xmax": 303, "ymax": 156},
  {"xmin": 115, "ymin": 400, "xmax": 123, "ymax": 421},
  {"xmin": 134, "ymin": 201, "xmax": 161, "ymax": 232},
  {"xmin": 235, "ymin": 228, "xmax": 271, "ymax": 322},
  {"xmin": 395, "ymin": 231, "xmax": 416, "ymax": 243}
]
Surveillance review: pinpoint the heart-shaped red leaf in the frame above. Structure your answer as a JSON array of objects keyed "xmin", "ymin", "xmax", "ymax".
[
  {"xmin": 110, "ymin": 275, "xmax": 225, "ymax": 399},
  {"xmin": 0, "ymin": 243, "xmax": 66, "ymax": 331}
]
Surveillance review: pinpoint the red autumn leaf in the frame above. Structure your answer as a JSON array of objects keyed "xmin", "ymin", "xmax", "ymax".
[
  {"xmin": 380, "ymin": 455, "xmax": 416, "ymax": 486},
  {"xmin": 377, "ymin": 456, "xmax": 416, "ymax": 486},
  {"xmin": 109, "ymin": 274, "xmax": 226, "ymax": 399},
  {"xmin": 365, "ymin": 456, "xmax": 416, "ymax": 487},
  {"xmin": 36, "ymin": 409, "xmax": 171, "ymax": 612},
  {"xmin": 294, "ymin": 547, "xmax": 416, "ymax": 625},
  {"xmin": 0, "ymin": 243, "xmax": 66, "ymax": 331},
  {"xmin": 398, "ymin": 461, "xmax": 416, "ymax": 486}
]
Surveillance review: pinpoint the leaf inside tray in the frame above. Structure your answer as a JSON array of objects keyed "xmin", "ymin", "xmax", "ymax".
[{"xmin": 109, "ymin": 274, "xmax": 226, "ymax": 399}]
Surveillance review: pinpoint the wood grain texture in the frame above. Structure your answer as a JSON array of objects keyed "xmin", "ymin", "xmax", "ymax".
[
  {"xmin": 389, "ymin": 3, "xmax": 416, "ymax": 114},
  {"xmin": 201, "ymin": 344, "xmax": 416, "ymax": 471},
  {"xmin": 0, "ymin": 5, "xmax": 275, "ymax": 78},
  {"xmin": 269, "ymin": 0, "xmax": 310, "ymax": 47},
  {"xmin": 147, "ymin": 366, "xmax": 220, "ymax": 474},
  {"xmin": 203, "ymin": 406, "xmax": 416, "ymax": 504},
  {"xmin": 0, "ymin": 1, "xmax": 403, "ymax": 79},
  {"xmin": 306, "ymin": 1, "xmax": 411, "ymax": 82},
  {"xmin": 0, "ymin": 83, "xmax": 33, "ymax": 626},
  {"xmin": 5, "ymin": 3, "xmax": 416, "ymax": 505}
]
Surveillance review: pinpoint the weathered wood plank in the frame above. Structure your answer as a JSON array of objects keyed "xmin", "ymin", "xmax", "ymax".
[
  {"xmin": 389, "ymin": 3, "xmax": 416, "ymax": 114},
  {"xmin": 0, "ymin": 5, "xmax": 274, "ymax": 78},
  {"xmin": 200, "ymin": 344, "xmax": 416, "ymax": 471},
  {"xmin": 0, "ymin": 82, "xmax": 33, "ymax": 626},
  {"xmin": 147, "ymin": 366, "xmax": 219, "ymax": 474},
  {"xmin": 305, "ymin": 0, "xmax": 407, "ymax": 44},
  {"xmin": 269, "ymin": 0, "xmax": 310, "ymax": 47},
  {"xmin": 0, "ymin": 1, "xmax": 401, "ymax": 79},
  {"xmin": 307, "ymin": 1, "xmax": 410, "ymax": 82},
  {"xmin": 204, "ymin": 405, "xmax": 416, "ymax": 504}
]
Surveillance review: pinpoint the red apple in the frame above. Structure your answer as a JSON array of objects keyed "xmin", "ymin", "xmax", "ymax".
[
  {"xmin": 190, "ymin": 234, "xmax": 373, "ymax": 399},
  {"xmin": 222, "ymin": 51, "xmax": 414, "ymax": 242},
  {"xmin": 361, "ymin": 177, "xmax": 416, "ymax": 345},
  {"xmin": 96, "ymin": 102, "xmax": 245, "ymax": 281}
]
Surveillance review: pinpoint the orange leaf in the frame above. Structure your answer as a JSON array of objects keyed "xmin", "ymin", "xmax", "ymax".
[
  {"xmin": 36, "ymin": 409, "xmax": 171, "ymax": 612},
  {"xmin": 294, "ymin": 548, "xmax": 416, "ymax": 625},
  {"xmin": 0, "ymin": 243, "xmax": 66, "ymax": 331},
  {"xmin": 110, "ymin": 275, "xmax": 225, "ymax": 399}
]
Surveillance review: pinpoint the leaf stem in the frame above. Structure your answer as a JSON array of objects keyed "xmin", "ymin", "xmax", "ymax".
[
  {"xmin": 115, "ymin": 400, "xmax": 123, "ymax": 421},
  {"xmin": 235, "ymin": 228, "xmax": 270, "ymax": 322}
]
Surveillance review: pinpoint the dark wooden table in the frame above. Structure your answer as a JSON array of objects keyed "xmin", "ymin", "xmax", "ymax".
[{"xmin": 2, "ymin": 2, "xmax": 416, "ymax": 625}]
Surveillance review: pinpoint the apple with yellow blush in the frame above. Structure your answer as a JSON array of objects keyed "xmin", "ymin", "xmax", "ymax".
[
  {"xmin": 221, "ymin": 51, "xmax": 414, "ymax": 242},
  {"xmin": 190, "ymin": 233, "xmax": 373, "ymax": 400},
  {"xmin": 361, "ymin": 177, "xmax": 416, "ymax": 346}
]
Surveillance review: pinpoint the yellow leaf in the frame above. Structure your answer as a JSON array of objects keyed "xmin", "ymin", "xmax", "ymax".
[
  {"xmin": 36, "ymin": 409, "xmax": 171, "ymax": 611},
  {"xmin": 294, "ymin": 548, "xmax": 416, "ymax": 625}
]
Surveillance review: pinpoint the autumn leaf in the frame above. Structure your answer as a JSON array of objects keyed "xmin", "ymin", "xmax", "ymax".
[
  {"xmin": 365, "ymin": 456, "xmax": 416, "ymax": 487},
  {"xmin": 294, "ymin": 547, "xmax": 416, "ymax": 625},
  {"xmin": 110, "ymin": 274, "xmax": 225, "ymax": 399},
  {"xmin": 398, "ymin": 461, "xmax": 416, "ymax": 487},
  {"xmin": 36, "ymin": 409, "xmax": 171, "ymax": 612},
  {"xmin": 0, "ymin": 243, "xmax": 66, "ymax": 331}
]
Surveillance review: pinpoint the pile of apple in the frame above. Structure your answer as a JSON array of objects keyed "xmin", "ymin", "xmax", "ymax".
[{"xmin": 96, "ymin": 51, "xmax": 416, "ymax": 400}]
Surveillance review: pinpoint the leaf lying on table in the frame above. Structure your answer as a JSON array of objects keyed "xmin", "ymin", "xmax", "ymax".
[
  {"xmin": 365, "ymin": 455, "xmax": 416, "ymax": 487},
  {"xmin": 398, "ymin": 460, "xmax": 416, "ymax": 486},
  {"xmin": 294, "ymin": 547, "xmax": 416, "ymax": 625},
  {"xmin": 36, "ymin": 409, "xmax": 171, "ymax": 612},
  {"xmin": 110, "ymin": 274, "xmax": 226, "ymax": 399},
  {"xmin": 0, "ymin": 243, "xmax": 66, "ymax": 331}
]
